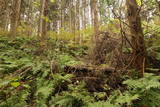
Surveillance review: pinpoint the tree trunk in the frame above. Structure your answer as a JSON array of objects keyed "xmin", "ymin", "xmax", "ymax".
[
  {"xmin": 83, "ymin": 0, "xmax": 87, "ymax": 29},
  {"xmin": 92, "ymin": 0, "xmax": 99, "ymax": 38},
  {"xmin": 38, "ymin": 0, "xmax": 49, "ymax": 39},
  {"xmin": 126, "ymin": 0, "xmax": 146, "ymax": 78},
  {"xmin": 90, "ymin": 0, "xmax": 102, "ymax": 65},
  {"xmin": 75, "ymin": 0, "xmax": 80, "ymax": 42},
  {"xmin": 10, "ymin": 0, "xmax": 21, "ymax": 37},
  {"xmin": 156, "ymin": 0, "xmax": 160, "ymax": 12},
  {"xmin": 0, "ymin": 0, "xmax": 6, "ymax": 29}
]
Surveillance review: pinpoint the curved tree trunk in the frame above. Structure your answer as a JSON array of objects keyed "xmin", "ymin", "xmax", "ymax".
[{"xmin": 126, "ymin": 0, "xmax": 146, "ymax": 78}]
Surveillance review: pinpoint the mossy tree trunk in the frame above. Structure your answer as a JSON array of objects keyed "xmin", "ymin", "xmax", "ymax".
[{"xmin": 126, "ymin": 0, "xmax": 146, "ymax": 78}]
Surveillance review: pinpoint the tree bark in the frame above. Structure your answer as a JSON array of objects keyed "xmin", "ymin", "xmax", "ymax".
[
  {"xmin": 156, "ymin": 0, "xmax": 160, "ymax": 12},
  {"xmin": 38, "ymin": 0, "xmax": 49, "ymax": 39},
  {"xmin": 10, "ymin": 0, "xmax": 22, "ymax": 37},
  {"xmin": 90, "ymin": 0, "xmax": 102, "ymax": 65},
  {"xmin": 92, "ymin": 0, "xmax": 99, "ymax": 36},
  {"xmin": 126, "ymin": 0, "xmax": 146, "ymax": 78}
]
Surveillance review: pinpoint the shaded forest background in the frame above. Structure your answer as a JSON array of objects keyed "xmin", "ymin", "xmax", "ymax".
[{"xmin": 0, "ymin": 0, "xmax": 160, "ymax": 107}]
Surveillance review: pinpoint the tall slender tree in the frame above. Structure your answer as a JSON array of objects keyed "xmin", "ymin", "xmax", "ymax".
[
  {"xmin": 92, "ymin": 0, "xmax": 99, "ymax": 36},
  {"xmin": 10, "ymin": 0, "xmax": 22, "ymax": 37},
  {"xmin": 38, "ymin": 0, "xmax": 49, "ymax": 39},
  {"xmin": 91, "ymin": 0, "xmax": 102, "ymax": 64}
]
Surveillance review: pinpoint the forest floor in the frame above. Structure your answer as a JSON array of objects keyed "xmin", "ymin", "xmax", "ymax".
[{"xmin": 0, "ymin": 35, "xmax": 160, "ymax": 107}]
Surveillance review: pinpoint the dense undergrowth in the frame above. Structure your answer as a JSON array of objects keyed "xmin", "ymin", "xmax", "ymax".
[{"xmin": 0, "ymin": 35, "xmax": 160, "ymax": 107}]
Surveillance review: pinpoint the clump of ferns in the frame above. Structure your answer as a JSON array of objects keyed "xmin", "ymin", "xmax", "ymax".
[{"xmin": 122, "ymin": 73, "xmax": 160, "ymax": 107}]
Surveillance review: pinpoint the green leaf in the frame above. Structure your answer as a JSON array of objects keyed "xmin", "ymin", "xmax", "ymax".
[
  {"xmin": 136, "ymin": 0, "xmax": 142, "ymax": 6},
  {"xmin": 11, "ymin": 82, "xmax": 20, "ymax": 87},
  {"xmin": 88, "ymin": 101, "xmax": 120, "ymax": 107},
  {"xmin": 50, "ymin": 0, "xmax": 55, "ymax": 3},
  {"xmin": 41, "ymin": 16, "xmax": 51, "ymax": 22},
  {"xmin": 0, "ymin": 80, "xmax": 11, "ymax": 88}
]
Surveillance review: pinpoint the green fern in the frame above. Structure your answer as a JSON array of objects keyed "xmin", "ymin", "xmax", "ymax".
[
  {"xmin": 123, "ymin": 73, "xmax": 160, "ymax": 107},
  {"xmin": 49, "ymin": 82, "xmax": 94, "ymax": 107},
  {"xmin": 87, "ymin": 101, "xmax": 120, "ymax": 107}
]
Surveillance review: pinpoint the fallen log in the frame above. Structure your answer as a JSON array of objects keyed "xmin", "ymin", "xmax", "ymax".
[
  {"xmin": 63, "ymin": 64, "xmax": 120, "ymax": 92},
  {"xmin": 63, "ymin": 63, "xmax": 160, "ymax": 93},
  {"xmin": 64, "ymin": 65, "xmax": 116, "ymax": 75}
]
